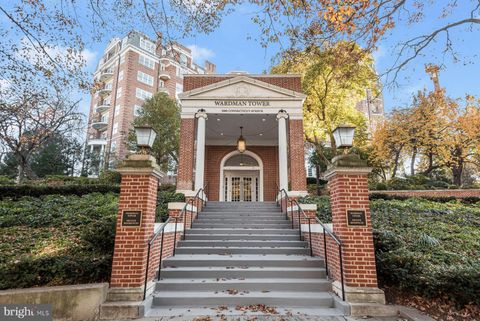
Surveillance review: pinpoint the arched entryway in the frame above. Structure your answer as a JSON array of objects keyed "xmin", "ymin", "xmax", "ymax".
[{"xmin": 219, "ymin": 150, "xmax": 263, "ymax": 202}]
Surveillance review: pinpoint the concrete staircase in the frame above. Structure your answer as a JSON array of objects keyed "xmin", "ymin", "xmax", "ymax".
[{"xmin": 147, "ymin": 201, "xmax": 346, "ymax": 317}]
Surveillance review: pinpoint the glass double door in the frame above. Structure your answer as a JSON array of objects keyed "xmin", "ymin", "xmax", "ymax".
[{"xmin": 224, "ymin": 172, "xmax": 259, "ymax": 202}]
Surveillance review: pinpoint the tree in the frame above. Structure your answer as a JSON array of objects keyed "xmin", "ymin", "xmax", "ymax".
[
  {"xmin": 272, "ymin": 42, "xmax": 376, "ymax": 166},
  {"xmin": 0, "ymin": 88, "xmax": 84, "ymax": 183},
  {"xmin": 128, "ymin": 93, "xmax": 180, "ymax": 172},
  {"xmin": 371, "ymin": 109, "xmax": 410, "ymax": 179},
  {"xmin": 371, "ymin": 66, "xmax": 480, "ymax": 186},
  {"xmin": 30, "ymin": 134, "xmax": 83, "ymax": 177}
]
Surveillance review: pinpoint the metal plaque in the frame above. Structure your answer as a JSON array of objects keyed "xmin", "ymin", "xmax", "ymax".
[
  {"xmin": 122, "ymin": 210, "xmax": 142, "ymax": 227},
  {"xmin": 346, "ymin": 210, "xmax": 367, "ymax": 227}
]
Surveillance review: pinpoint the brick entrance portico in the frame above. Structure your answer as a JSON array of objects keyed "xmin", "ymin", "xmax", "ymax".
[{"xmin": 176, "ymin": 74, "xmax": 308, "ymax": 201}]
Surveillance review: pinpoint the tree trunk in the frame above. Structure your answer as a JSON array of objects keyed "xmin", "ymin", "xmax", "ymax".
[
  {"xmin": 452, "ymin": 163, "xmax": 463, "ymax": 186},
  {"xmin": 392, "ymin": 149, "xmax": 402, "ymax": 178},
  {"xmin": 315, "ymin": 164, "xmax": 321, "ymax": 196},
  {"xmin": 410, "ymin": 146, "xmax": 417, "ymax": 176},
  {"xmin": 16, "ymin": 157, "xmax": 27, "ymax": 184}
]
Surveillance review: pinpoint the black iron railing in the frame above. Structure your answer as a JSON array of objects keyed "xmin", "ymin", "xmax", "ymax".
[
  {"xmin": 276, "ymin": 188, "xmax": 345, "ymax": 301},
  {"xmin": 143, "ymin": 185, "xmax": 207, "ymax": 300}
]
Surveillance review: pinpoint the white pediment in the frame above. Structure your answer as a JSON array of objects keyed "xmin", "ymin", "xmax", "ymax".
[{"xmin": 179, "ymin": 76, "xmax": 306, "ymax": 100}]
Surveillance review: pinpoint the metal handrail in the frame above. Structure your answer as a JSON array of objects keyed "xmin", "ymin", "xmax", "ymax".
[
  {"xmin": 143, "ymin": 185, "xmax": 207, "ymax": 300},
  {"xmin": 143, "ymin": 216, "xmax": 177, "ymax": 300},
  {"xmin": 276, "ymin": 188, "xmax": 345, "ymax": 301}
]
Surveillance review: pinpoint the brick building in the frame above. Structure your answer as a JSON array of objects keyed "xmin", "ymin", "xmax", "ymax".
[
  {"xmin": 85, "ymin": 31, "xmax": 216, "ymax": 176},
  {"xmin": 176, "ymin": 73, "xmax": 308, "ymax": 201}
]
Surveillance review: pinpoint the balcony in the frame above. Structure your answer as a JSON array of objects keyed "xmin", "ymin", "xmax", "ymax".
[
  {"xmin": 95, "ymin": 103, "xmax": 110, "ymax": 113},
  {"xmin": 97, "ymin": 87, "xmax": 112, "ymax": 97},
  {"xmin": 87, "ymin": 138, "xmax": 107, "ymax": 146},
  {"xmin": 92, "ymin": 120, "xmax": 108, "ymax": 131},
  {"xmin": 99, "ymin": 69, "xmax": 114, "ymax": 81},
  {"xmin": 158, "ymin": 86, "xmax": 169, "ymax": 93},
  {"xmin": 159, "ymin": 72, "xmax": 171, "ymax": 80}
]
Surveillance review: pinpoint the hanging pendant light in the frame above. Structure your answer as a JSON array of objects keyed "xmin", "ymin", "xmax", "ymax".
[{"xmin": 237, "ymin": 126, "xmax": 246, "ymax": 153}]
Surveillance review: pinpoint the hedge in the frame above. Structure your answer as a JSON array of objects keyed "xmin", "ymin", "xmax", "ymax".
[
  {"xmin": 301, "ymin": 196, "xmax": 480, "ymax": 307},
  {"xmin": 369, "ymin": 192, "xmax": 480, "ymax": 204},
  {"xmin": 0, "ymin": 184, "xmax": 120, "ymax": 200}
]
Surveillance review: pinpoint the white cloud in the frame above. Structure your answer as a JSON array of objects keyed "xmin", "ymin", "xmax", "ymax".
[
  {"xmin": 80, "ymin": 49, "xmax": 98, "ymax": 70},
  {"xmin": 372, "ymin": 46, "xmax": 385, "ymax": 65},
  {"xmin": 187, "ymin": 45, "xmax": 215, "ymax": 63}
]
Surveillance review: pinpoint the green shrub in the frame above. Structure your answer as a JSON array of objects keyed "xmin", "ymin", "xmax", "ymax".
[
  {"xmin": 0, "ymin": 193, "xmax": 118, "ymax": 289},
  {"xmin": 98, "ymin": 170, "xmax": 122, "ymax": 184},
  {"xmin": 0, "ymin": 184, "xmax": 119, "ymax": 200},
  {"xmin": 299, "ymin": 195, "xmax": 332, "ymax": 223},
  {"xmin": 0, "ymin": 176, "xmax": 14, "ymax": 185},
  {"xmin": 156, "ymin": 191, "xmax": 185, "ymax": 222},
  {"xmin": 305, "ymin": 195, "xmax": 480, "ymax": 306}
]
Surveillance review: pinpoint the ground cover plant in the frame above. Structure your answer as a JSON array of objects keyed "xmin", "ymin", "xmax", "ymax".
[
  {"xmin": 0, "ymin": 193, "xmax": 118, "ymax": 289},
  {"xmin": 300, "ymin": 195, "xmax": 480, "ymax": 318}
]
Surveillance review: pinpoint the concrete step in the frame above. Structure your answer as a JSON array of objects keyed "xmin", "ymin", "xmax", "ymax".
[
  {"xmin": 186, "ymin": 234, "xmax": 301, "ymax": 240},
  {"xmin": 177, "ymin": 240, "xmax": 308, "ymax": 247},
  {"xmin": 202, "ymin": 208, "xmax": 281, "ymax": 213},
  {"xmin": 174, "ymin": 247, "xmax": 310, "ymax": 255},
  {"xmin": 192, "ymin": 223, "xmax": 292, "ymax": 229},
  {"xmin": 195, "ymin": 217, "xmax": 292, "ymax": 225},
  {"xmin": 155, "ymin": 277, "xmax": 332, "ymax": 292},
  {"xmin": 152, "ymin": 291, "xmax": 334, "ymax": 307},
  {"xmin": 186, "ymin": 228, "xmax": 299, "ymax": 235},
  {"xmin": 199, "ymin": 213, "xmax": 285, "ymax": 218},
  {"xmin": 145, "ymin": 305, "xmax": 346, "ymax": 318},
  {"xmin": 162, "ymin": 254, "xmax": 324, "ymax": 268},
  {"xmin": 160, "ymin": 266, "xmax": 326, "ymax": 279}
]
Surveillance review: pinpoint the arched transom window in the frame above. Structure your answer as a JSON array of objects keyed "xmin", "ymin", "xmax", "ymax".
[{"xmin": 224, "ymin": 154, "xmax": 259, "ymax": 167}]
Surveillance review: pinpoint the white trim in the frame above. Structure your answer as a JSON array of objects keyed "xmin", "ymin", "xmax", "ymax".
[
  {"xmin": 167, "ymin": 202, "xmax": 197, "ymax": 212},
  {"xmin": 287, "ymin": 204, "xmax": 317, "ymax": 212},
  {"xmin": 219, "ymin": 150, "xmax": 264, "ymax": 202},
  {"xmin": 154, "ymin": 222, "xmax": 184, "ymax": 233},
  {"xmin": 301, "ymin": 223, "xmax": 333, "ymax": 233},
  {"xmin": 179, "ymin": 75, "xmax": 306, "ymax": 99}
]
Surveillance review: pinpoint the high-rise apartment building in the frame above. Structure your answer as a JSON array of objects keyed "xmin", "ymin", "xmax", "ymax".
[{"xmin": 85, "ymin": 31, "xmax": 216, "ymax": 175}]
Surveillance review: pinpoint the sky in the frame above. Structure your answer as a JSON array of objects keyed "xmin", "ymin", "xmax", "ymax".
[{"xmin": 37, "ymin": 2, "xmax": 480, "ymax": 121}]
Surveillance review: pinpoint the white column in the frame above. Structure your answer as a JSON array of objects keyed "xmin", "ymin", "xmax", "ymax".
[
  {"xmin": 194, "ymin": 110, "xmax": 208, "ymax": 191},
  {"xmin": 277, "ymin": 110, "xmax": 289, "ymax": 192}
]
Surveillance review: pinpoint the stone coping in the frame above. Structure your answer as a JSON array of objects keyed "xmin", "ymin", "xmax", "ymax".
[
  {"xmin": 167, "ymin": 202, "xmax": 197, "ymax": 212},
  {"xmin": 287, "ymin": 203, "xmax": 317, "ymax": 211}
]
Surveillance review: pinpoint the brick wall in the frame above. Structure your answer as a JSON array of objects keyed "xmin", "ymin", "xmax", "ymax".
[
  {"xmin": 110, "ymin": 174, "xmax": 158, "ymax": 288},
  {"xmin": 204, "ymin": 146, "xmax": 279, "ymax": 201},
  {"xmin": 328, "ymin": 173, "xmax": 378, "ymax": 288},
  {"xmin": 370, "ymin": 189, "xmax": 480, "ymax": 198},
  {"xmin": 177, "ymin": 118, "xmax": 195, "ymax": 190},
  {"xmin": 184, "ymin": 75, "xmax": 302, "ymax": 92},
  {"xmin": 288, "ymin": 119, "xmax": 307, "ymax": 191}
]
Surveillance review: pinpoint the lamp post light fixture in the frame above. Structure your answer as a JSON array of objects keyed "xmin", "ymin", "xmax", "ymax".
[
  {"xmin": 237, "ymin": 126, "xmax": 246, "ymax": 153},
  {"xmin": 332, "ymin": 125, "xmax": 356, "ymax": 152},
  {"xmin": 134, "ymin": 126, "xmax": 157, "ymax": 154}
]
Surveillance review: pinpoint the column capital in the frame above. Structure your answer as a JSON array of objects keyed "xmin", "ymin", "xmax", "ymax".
[
  {"xmin": 196, "ymin": 110, "xmax": 208, "ymax": 120},
  {"xmin": 323, "ymin": 154, "xmax": 372, "ymax": 180},
  {"xmin": 277, "ymin": 110, "xmax": 289, "ymax": 120}
]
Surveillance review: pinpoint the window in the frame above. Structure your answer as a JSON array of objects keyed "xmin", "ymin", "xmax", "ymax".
[
  {"xmin": 158, "ymin": 80, "xmax": 165, "ymax": 88},
  {"xmin": 120, "ymin": 53, "xmax": 125, "ymax": 64},
  {"xmin": 140, "ymin": 38, "xmax": 155, "ymax": 53},
  {"xmin": 114, "ymin": 104, "xmax": 120, "ymax": 116},
  {"xmin": 116, "ymin": 87, "xmax": 122, "ymax": 99},
  {"xmin": 176, "ymin": 67, "xmax": 181, "ymax": 77},
  {"xmin": 134, "ymin": 105, "xmax": 143, "ymax": 116},
  {"xmin": 118, "ymin": 70, "xmax": 124, "ymax": 81},
  {"xmin": 110, "ymin": 142, "xmax": 117, "ymax": 152},
  {"xmin": 138, "ymin": 54, "xmax": 154, "ymax": 69},
  {"xmin": 113, "ymin": 122, "xmax": 118, "ymax": 134},
  {"xmin": 137, "ymin": 71, "xmax": 154, "ymax": 86},
  {"xmin": 160, "ymin": 64, "xmax": 166, "ymax": 71},
  {"xmin": 175, "ymin": 83, "xmax": 183, "ymax": 99},
  {"xmin": 136, "ymin": 88, "xmax": 152, "ymax": 100},
  {"xmin": 225, "ymin": 155, "xmax": 259, "ymax": 167},
  {"xmin": 105, "ymin": 82, "xmax": 113, "ymax": 90},
  {"xmin": 180, "ymin": 54, "xmax": 187, "ymax": 66}
]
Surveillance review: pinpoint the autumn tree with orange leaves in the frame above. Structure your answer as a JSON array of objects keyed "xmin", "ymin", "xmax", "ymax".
[{"xmin": 371, "ymin": 65, "xmax": 480, "ymax": 186}]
